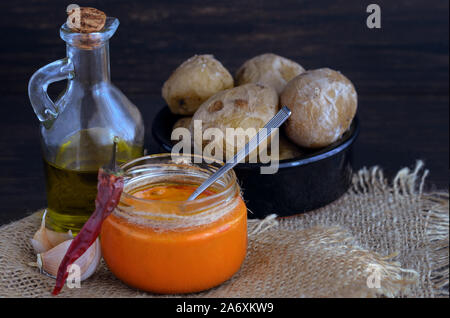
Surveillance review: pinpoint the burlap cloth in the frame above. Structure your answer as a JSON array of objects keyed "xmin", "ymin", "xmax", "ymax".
[{"xmin": 0, "ymin": 161, "xmax": 448, "ymax": 298}]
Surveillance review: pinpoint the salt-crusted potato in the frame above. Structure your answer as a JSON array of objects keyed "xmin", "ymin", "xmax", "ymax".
[
  {"xmin": 171, "ymin": 117, "xmax": 192, "ymax": 145},
  {"xmin": 172, "ymin": 117, "xmax": 192, "ymax": 131},
  {"xmin": 162, "ymin": 55, "xmax": 234, "ymax": 115},
  {"xmin": 281, "ymin": 68, "xmax": 357, "ymax": 148},
  {"xmin": 190, "ymin": 83, "xmax": 278, "ymax": 160},
  {"xmin": 277, "ymin": 136, "xmax": 303, "ymax": 160},
  {"xmin": 235, "ymin": 53, "xmax": 305, "ymax": 94},
  {"xmin": 263, "ymin": 134, "xmax": 303, "ymax": 161}
]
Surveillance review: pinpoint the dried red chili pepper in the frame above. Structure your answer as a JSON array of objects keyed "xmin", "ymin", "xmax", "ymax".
[{"xmin": 52, "ymin": 142, "xmax": 124, "ymax": 295}]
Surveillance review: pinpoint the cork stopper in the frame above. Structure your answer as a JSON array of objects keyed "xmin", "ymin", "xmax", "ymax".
[
  {"xmin": 67, "ymin": 7, "xmax": 106, "ymax": 33},
  {"xmin": 62, "ymin": 7, "xmax": 117, "ymax": 50}
]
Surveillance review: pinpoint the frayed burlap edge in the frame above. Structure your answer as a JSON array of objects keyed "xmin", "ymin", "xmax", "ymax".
[
  {"xmin": 353, "ymin": 161, "xmax": 448, "ymax": 297},
  {"xmin": 420, "ymin": 192, "xmax": 449, "ymax": 297},
  {"xmin": 352, "ymin": 161, "xmax": 449, "ymax": 297}
]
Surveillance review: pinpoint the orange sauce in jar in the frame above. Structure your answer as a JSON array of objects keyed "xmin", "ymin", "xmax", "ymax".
[{"xmin": 100, "ymin": 155, "xmax": 247, "ymax": 294}]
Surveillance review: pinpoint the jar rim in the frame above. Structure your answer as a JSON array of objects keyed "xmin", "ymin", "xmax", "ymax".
[{"xmin": 119, "ymin": 153, "xmax": 238, "ymax": 208}]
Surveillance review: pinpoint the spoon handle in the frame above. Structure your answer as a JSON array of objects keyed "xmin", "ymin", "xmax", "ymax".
[{"xmin": 188, "ymin": 106, "xmax": 291, "ymax": 201}]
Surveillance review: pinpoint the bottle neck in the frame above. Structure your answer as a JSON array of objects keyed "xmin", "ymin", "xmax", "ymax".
[{"xmin": 66, "ymin": 42, "xmax": 111, "ymax": 85}]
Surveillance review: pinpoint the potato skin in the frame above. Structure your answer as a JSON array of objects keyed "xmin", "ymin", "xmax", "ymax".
[
  {"xmin": 162, "ymin": 55, "xmax": 234, "ymax": 115},
  {"xmin": 281, "ymin": 68, "xmax": 357, "ymax": 148},
  {"xmin": 190, "ymin": 83, "xmax": 278, "ymax": 160},
  {"xmin": 263, "ymin": 133, "xmax": 303, "ymax": 161},
  {"xmin": 172, "ymin": 117, "xmax": 192, "ymax": 131},
  {"xmin": 235, "ymin": 53, "xmax": 305, "ymax": 94},
  {"xmin": 277, "ymin": 135, "xmax": 303, "ymax": 160}
]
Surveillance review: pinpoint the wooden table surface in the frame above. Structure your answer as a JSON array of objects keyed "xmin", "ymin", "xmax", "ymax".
[{"xmin": 0, "ymin": 0, "xmax": 448, "ymax": 225}]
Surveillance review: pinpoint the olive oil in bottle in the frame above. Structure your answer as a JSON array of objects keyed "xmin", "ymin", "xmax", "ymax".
[{"xmin": 43, "ymin": 129, "xmax": 143, "ymax": 233}]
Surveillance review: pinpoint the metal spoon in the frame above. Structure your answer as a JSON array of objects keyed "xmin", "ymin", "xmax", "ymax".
[{"xmin": 188, "ymin": 106, "xmax": 292, "ymax": 201}]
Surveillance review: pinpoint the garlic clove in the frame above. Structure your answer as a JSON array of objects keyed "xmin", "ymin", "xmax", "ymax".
[
  {"xmin": 30, "ymin": 210, "xmax": 74, "ymax": 254},
  {"xmin": 37, "ymin": 240, "xmax": 72, "ymax": 278},
  {"xmin": 80, "ymin": 238, "xmax": 102, "ymax": 281},
  {"xmin": 31, "ymin": 210, "xmax": 52, "ymax": 254},
  {"xmin": 31, "ymin": 238, "xmax": 52, "ymax": 255},
  {"xmin": 46, "ymin": 228, "xmax": 73, "ymax": 247},
  {"xmin": 37, "ymin": 238, "xmax": 101, "ymax": 281}
]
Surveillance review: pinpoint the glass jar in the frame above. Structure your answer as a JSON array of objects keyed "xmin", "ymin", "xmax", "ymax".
[
  {"xmin": 100, "ymin": 154, "xmax": 247, "ymax": 294},
  {"xmin": 28, "ymin": 17, "xmax": 144, "ymax": 233}
]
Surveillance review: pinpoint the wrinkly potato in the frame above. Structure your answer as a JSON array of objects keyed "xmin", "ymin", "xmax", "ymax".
[
  {"xmin": 261, "ymin": 133, "xmax": 303, "ymax": 161},
  {"xmin": 172, "ymin": 117, "xmax": 192, "ymax": 131},
  {"xmin": 276, "ymin": 135, "xmax": 303, "ymax": 160},
  {"xmin": 235, "ymin": 53, "xmax": 305, "ymax": 94},
  {"xmin": 162, "ymin": 55, "xmax": 234, "ymax": 115},
  {"xmin": 190, "ymin": 83, "xmax": 278, "ymax": 161},
  {"xmin": 171, "ymin": 117, "xmax": 192, "ymax": 146},
  {"xmin": 281, "ymin": 68, "xmax": 357, "ymax": 148}
]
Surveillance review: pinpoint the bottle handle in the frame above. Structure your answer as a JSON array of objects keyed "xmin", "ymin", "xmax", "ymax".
[{"xmin": 28, "ymin": 57, "xmax": 74, "ymax": 127}]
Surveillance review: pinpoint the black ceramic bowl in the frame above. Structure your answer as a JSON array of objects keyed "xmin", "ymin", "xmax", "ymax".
[{"xmin": 152, "ymin": 106, "xmax": 359, "ymax": 218}]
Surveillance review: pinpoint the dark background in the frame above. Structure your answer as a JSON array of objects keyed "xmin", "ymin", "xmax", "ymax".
[{"xmin": 0, "ymin": 0, "xmax": 448, "ymax": 224}]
